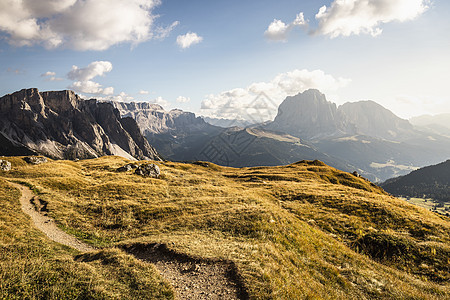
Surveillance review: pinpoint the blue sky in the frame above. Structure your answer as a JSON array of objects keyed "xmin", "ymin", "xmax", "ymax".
[{"xmin": 1, "ymin": 0, "xmax": 449, "ymax": 119}]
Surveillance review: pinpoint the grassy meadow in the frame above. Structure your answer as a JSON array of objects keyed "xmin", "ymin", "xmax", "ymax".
[{"xmin": 0, "ymin": 156, "xmax": 449, "ymax": 299}]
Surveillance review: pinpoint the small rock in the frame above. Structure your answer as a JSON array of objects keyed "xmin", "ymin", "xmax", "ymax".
[
  {"xmin": 23, "ymin": 156, "xmax": 47, "ymax": 165},
  {"xmin": 135, "ymin": 163, "xmax": 160, "ymax": 178},
  {"xmin": 0, "ymin": 159, "xmax": 11, "ymax": 171},
  {"xmin": 352, "ymin": 171, "xmax": 360, "ymax": 177},
  {"xmin": 116, "ymin": 163, "xmax": 139, "ymax": 172}
]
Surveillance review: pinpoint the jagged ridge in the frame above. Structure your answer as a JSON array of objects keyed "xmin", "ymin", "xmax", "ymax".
[{"xmin": 0, "ymin": 88, "xmax": 161, "ymax": 160}]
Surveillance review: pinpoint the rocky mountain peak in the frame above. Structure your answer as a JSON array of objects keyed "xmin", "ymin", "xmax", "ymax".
[
  {"xmin": 337, "ymin": 100, "xmax": 413, "ymax": 139},
  {"xmin": 0, "ymin": 88, "xmax": 161, "ymax": 161},
  {"xmin": 267, "ymin": 89, "xmax": 342, "ymax": 139}
]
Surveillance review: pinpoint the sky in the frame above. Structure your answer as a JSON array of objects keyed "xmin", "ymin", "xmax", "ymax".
[{"xmin": 0, "ymin": 0, "xmax": 449, "ymax": 120}]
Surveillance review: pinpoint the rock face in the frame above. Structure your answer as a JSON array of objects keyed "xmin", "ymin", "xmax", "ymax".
[
  {"xmin": 0, "ymin": 159, "xmax": 11, "ymax": 171},
  {"xmin": 135, "ymin": 163, "xmax": 160, "ymax": 178},
  {"xmin": 117, "ymin": 163, "xmax": 139, "ymax": 172},
  {"xmin": 23, "ymin": 156, "xmax": 47, "ymax": 165},
  {"xmin": 0, "ymin": 89, "xmax": 161, "ymax": 161},
  {"xmin": 112, "ymin": 102, "xmax": 215, "ymax": 136},
  {"xmin": 267, "ymin": 89, "xmax": 343, "ymax": 139},
  {"xmin": 112, "ymin": 101, "xmax": 223, "ymax": 160},
  {"xmin": 338, "ymin": 101, "xmax": 413, "ymax": 140},
  {"xmin": 266, "ymin": 89, "xmax": 414, "ymax": 140}
]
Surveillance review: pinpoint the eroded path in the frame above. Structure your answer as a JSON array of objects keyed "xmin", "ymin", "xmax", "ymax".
[
  {"xmin": 9, "ymin": 181, "xmax": 95, "ymax": 252},
  {"xmin": 123, "ymin": 243, "xmax": 247, "ymax": 300},
  {"xmin": 9, "ymin": 181, "xmax": 247, "ymax": 300}
]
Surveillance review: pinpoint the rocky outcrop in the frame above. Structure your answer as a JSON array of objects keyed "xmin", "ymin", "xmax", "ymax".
[
  {"xmin": 0, "ymin": 89, "xmax": 161, "ymax": 161},
  {"xmin": 23, "ymin": 156, "xmax": 47, "ymax": 165},
  {"xmin": 0, "ymin": 159, "xmax": 11, "ymax": 171},
  {"xmin": 135, "ymin": 163, "xmax": 160, "ymax": 178}
]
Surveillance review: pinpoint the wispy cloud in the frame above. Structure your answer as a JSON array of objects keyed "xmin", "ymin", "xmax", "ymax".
[
  {"xmin": 265, "ymin": 13, "xmax": 307, "ymax": 41},
  {"xmin": 6, "ymin": 68, "xmax": 25, "ymax": 75},
  {"xmin": 41, "ymin": 71, "xmax": 63, "ymax": 81},
  {"xmin": 176, "ymin": 96, "xmax": 190, "ymax": 103}
]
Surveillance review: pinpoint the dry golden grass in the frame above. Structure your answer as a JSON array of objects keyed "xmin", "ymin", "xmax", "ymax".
[
  {"xmin": 1, "ymin": 155, "xmax": 449, "ymax": 299},
  {"xmin": 0, "ymin": 176, "xmax": 173, "ymax": 299}
]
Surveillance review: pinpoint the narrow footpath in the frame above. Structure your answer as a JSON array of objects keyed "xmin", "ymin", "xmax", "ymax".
[{"xmin": 9, "ymin": 181, "xmax": 246, "ymax": 300}]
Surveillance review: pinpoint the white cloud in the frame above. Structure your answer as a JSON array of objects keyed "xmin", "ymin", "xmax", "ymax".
[
  {"xmin": 176, "ymin": 32, "xmax": 203, "ymax": 49},
  {"xmin": 67, "ymin": 61, "xmax": 112, "ymax": 81},
  {"xmin": 67, "ymin": 61, "xmax": 114, "ymax": 95},
  {"xmin": 151, "ymin": 96, "xmax": 171, "ymax": 109},
  {"xmin": 176, "ymin": 96, "xmax": 190, "ymax": 103},
  {"xmin": 112, "ymin": 92, "xmax": 135, "ymax": 102},
  {"xmin": 265, "ymin": 13, "xmax": 307, "ymax": 41},
  {"xmin": 314, "ymin": 0, "xmax": 429, "ymax": 38},
  {"xmin": 0, "ymin": 0, "xmax": 178, "ymax": 50},
  {"xmin": 69, "ymin": 80, "xmax": 114, "ymax": 95},
  {"xmin": 41, "ymin": 70, "xmax": 64, "ymax": 81},
  {"xmin": 200, "ymin": 69, "xmax": 351, "ymax": 121},
  {"xmin": 41, "ymin": 71, "xmax": 56, "ymax": 77},
  {"xmin": 139, "ymin": 90, "xmax": 150, "ymax": 95}
]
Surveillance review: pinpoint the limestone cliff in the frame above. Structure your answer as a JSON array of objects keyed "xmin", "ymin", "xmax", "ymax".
[{"xmin": 0, "ymin": 88, "xmax": 161, "ymax": 160}]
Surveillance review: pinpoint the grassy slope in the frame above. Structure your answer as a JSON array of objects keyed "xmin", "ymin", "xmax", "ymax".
[
  {"xmin": 1, "ymin": 156, "xmax": 449, "ymax": 299},
  {"xmin": 0, "ymin": 176, "xmax": 173, "ymax": 299}
]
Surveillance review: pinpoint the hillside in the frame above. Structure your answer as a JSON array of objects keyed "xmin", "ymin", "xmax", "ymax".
[
  {"xmin": 382, "ymin": 160, "xmax": 450, "ymax": 203},
  {"xmin": 1, "ymin": 156, "xmax": 449, "ymax": 299}
]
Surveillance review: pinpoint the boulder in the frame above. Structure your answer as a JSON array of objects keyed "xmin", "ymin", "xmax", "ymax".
[
  {"xmin": 135, "ymin": 164, "xmax": 160, "ymax": 178},
  {"xmin": 117, "ymin": 163, "xmax": 139, "ymax": 172},
  {"xmin": 0, "ymin": 159, "xmax": 11, "ymax": 171},
  {"xmin": 24, "ymin": 156, "xmax": 48, "ymax": 165}
]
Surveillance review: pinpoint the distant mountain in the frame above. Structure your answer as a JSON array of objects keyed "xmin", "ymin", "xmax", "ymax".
[
  {"xmin": 202, "ymin": 117, "xmax": 253, "ymax": 128},
  {"xmin": 266, "ymin": 89, "xmax": 414, "ymax": 140},
  {"xmin": 112, "ymin": 101, "xmax": 222, "ymax": 160},
  {"xmin": 194, "ymin": 127, "xmax": 356, "ymax": 172},
  {"xmin": 0, "ymin": 89, "xmax": 161, "ymax": 160},
  {"xmin": 410, "ymin": 113, "xmax": 450, "ymax": 137},
  {"xmin": 338, "ymin": 100, "xmax": 414, "ymax": 140},
  {"xmin": 381, "ymin": 160, "xmax": 450, "ymax": 203},
  {"xmin": 114, "ymin": 102, "xmax": 357, "ymax": 173},
  {"xmin": 260, "ymin": 89, "xmax": 450, "ymax": 181},
  {"xmin": 266, "ymin": 89, "xmax": 343, "ymax": 139},
  {"xmin": 111, "ymin": 89, "xmax": 450, "ymax": 181}
]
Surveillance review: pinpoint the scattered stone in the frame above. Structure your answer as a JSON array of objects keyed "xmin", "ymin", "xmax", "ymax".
[
  {"xmin": 117, "ymin": 163, "xmax": 139, "ymax": 172},
  {"xmin": 23, "ymin": 156, "xmax": 48, "ymax": 165},
  {"xmin": 0, "ymin": 159, "xmax": 11, "ymax": 171},
  {"xmin": 192, "ymin": 161, "xmax": 209, "ymax": 168},
  {"xmin": 135, "ymin": 163, "xmax": 160, "ymax": 178}
]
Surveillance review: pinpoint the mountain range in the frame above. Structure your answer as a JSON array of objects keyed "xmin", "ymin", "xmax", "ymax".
[
  {"xmin": 112, "ymin": 89, "xmax": 450, "ymax": 181},
  {"xmin": 0, "ymin": 89, "xmax": 160, "ymax": 161},
  {"xmin": 1, "ymin": 88, "xmax": 449, "ymax": 182}
]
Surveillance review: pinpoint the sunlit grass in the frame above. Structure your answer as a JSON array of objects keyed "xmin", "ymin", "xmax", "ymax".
[{"xmin": 1, "ymin": 155, "xmax": 449, "ymax": 299}]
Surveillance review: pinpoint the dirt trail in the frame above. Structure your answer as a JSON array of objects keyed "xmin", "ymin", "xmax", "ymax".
[
  {"xmin": 9, "ymin": 181, "xmax": 248, "ymax": 300},
  {"xmin": 123, "ymin": 243, "xmax": 248, "ymax": 300},
  {"xmin": 8, "ymin": 181, "xmax": 95, "ymax": 252}
]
